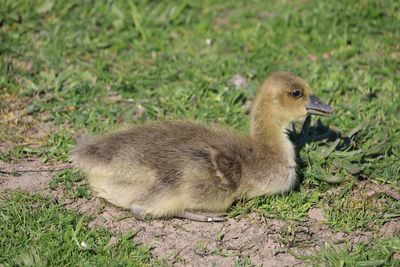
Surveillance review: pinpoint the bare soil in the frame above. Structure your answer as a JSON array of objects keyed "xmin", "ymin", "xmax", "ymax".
[
  {"xmin": 0, "ymin": 159, "xmax": 54, "ymax": 192},
  {"xmin": 1, "ymin": 159, "xmax": 399, "ymax": 266},
  {"xmin": 0, "ymin": 94, "xmax": 57, "ymax": 153}
]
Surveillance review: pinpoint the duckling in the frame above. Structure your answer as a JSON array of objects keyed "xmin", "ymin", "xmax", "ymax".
[{"xmin": 72, "ymin": 72, "xmax": 332, "ymax": 222}]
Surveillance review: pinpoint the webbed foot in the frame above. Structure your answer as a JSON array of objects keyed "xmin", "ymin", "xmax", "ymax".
[
  {"xmin": 130, "ymin": 205, "xmax": 151, "ymax": 220},
  {"xmin": 177, "ymin": 212, "xmax": 227, "ymax": 222}
]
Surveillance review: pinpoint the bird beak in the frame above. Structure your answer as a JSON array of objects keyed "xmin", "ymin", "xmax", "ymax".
[{"xmin": 306, "ymin": 95, "xmax": 332, "ymax": 116}]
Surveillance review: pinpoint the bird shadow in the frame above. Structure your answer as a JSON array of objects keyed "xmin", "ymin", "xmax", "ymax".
[{"xmin": 287, "ymin": 115, "xmax": 341, "ymax": 190}]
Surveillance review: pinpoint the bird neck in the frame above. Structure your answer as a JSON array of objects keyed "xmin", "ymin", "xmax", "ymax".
[{"xmin": 249, "ymin": 106, "xmax": 292, "ymax": 157}]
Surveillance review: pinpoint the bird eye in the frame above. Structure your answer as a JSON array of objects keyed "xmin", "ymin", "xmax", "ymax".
[{"xmin": 290, "ymin": 89, "xmax": 303, "ymax": 98}]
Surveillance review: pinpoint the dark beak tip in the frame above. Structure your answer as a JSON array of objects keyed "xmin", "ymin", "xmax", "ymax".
[{"xmin": 307, "ymin": 95, "xmax": 333, "ymax": 116}]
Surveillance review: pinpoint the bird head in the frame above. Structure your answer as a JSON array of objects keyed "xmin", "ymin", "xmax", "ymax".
[{"xmin": 252, "ymin": 71, "xmax": 332, "ymax": 127}]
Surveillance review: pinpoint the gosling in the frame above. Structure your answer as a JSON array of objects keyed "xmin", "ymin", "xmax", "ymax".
[{"xmin": 72, "ymin": 72, "xmax": 332, "ymax": 222}]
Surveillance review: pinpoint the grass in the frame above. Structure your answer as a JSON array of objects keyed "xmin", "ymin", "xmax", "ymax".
[
  {"xmin": 50, "ymin": 169, "xmax": 91, "ymax": 199},
  {"xmin": 290, "ymin": 238, "xmax": 400, "ymax": 267},
  {"xmin": 0, "ymin": 192, "xmax": 150, "ymax": 266},
  {"xmin": 1, "ymin": 0, "xmax": 399, "ymax": 265}
]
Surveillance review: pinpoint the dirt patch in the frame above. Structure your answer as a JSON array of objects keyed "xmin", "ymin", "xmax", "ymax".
[
  {"xmin": 64, "ymin": 198, "xmax": 379, "ymax": 266},
  {"xmin": 0, "ymin": 159, "xmax": 54, "ymax": 192},
  {"xmin": 307, "ymin": 208, "xmax": 325, "ymax": 222},
  {"xmin": 87, "ymin": 207, "xmax": 305, "ymax": 266},
  {"xmin": 0, "ymin": 94, "xmax": 57, "ymax": 153},
  {"xmin": 1, "ymin": 159, "xmax": 397, "ymax": 266},
  {"xmin": 379, "ymin": 220, "xmax": 400, "ymax": 238}
]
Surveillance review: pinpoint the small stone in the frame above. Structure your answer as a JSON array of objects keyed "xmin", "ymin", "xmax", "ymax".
[
  {"xmin": 231, "ymin": 74, "xmax": 248, "ymax": 89},
  {"xmin": 80, "ymin": 241, "xmax": 88, "ymax": 249},
  {"xmin": 308, "ymin": 208, "xmax": 325, "ymax": 222},
  {"xmin": 134, "ymin": 104, "xmax": 146, "ymax": 119},
  {"xmin": 307, "ymin": 54, "xmax": 318, "ymax": 62}
]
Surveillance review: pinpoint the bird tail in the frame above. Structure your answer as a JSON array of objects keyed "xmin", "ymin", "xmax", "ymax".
[{"xmin": 70, "ymin": 134, "xmax": 99, "ymax": 171}]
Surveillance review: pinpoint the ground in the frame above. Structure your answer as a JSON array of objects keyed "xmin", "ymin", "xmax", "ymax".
[{"xmin": 1, "ymin": 0, "xmax": 400, "ymax": 266}]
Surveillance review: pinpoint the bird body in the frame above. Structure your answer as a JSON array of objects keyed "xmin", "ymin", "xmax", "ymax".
[{"xmin": 72, "ymin": 72, "xmax": 332, "ymax": 221}]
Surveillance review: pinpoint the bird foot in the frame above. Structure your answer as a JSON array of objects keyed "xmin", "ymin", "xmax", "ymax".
[
  {"xmin": 130, "ymin": 205, "xmax": 151, "ymax": 220},
  {"xmin": 177, "ymin": 212, "xmax": 227, "ymax": 222},
  {"xmin": 130, "ymin": 205, "xmax": 226, "ymax": 222}
]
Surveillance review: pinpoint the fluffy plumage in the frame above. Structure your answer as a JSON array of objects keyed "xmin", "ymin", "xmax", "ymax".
[{"xmin": 72, "ymin": 72, "xmax": 332, "ymax": 222}]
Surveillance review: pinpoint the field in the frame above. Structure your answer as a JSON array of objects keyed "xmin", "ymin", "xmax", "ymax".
[{"xmin": 1, "ymin": 0, "xmax": 399, "ymax": 266}]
